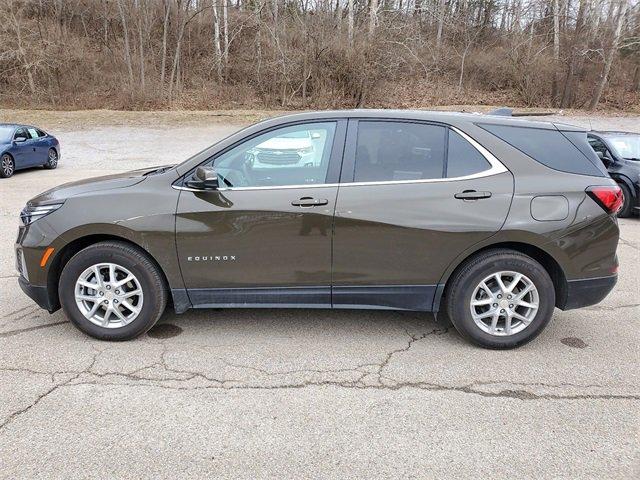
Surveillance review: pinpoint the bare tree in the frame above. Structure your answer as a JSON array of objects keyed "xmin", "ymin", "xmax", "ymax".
[
  {"xmin": 589, "ymin": 0, "xmax": 629, "ymax": 110},
  {"xmin": 116, "ymin": 0, "xmax": 135, "ymax": 87},
  {"xmin": 0, "ymin": 0, "xmax": 637, "ymax": 111}
]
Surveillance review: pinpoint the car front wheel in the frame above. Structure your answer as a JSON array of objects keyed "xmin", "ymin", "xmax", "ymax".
[
  {"xmin": 445, "ymin": 249, "xmax": 555, "ymax": 349},
  {"xmin": 59, "ymin": 241, "xmax": 167, "ymax": 340},
  {"xmin": 1, "ymin": 153, "xmax": 15, "ymax": 178}
]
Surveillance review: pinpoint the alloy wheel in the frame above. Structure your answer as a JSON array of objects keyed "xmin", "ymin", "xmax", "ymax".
[
  {"xmin": 74, "ymin": 263, "xmax": 144, "ymax": 328},
  {"xmin": 469, "ymin": 271, "xmax": 539, "ymax": 336},
  {"xmin": 1, "ymin": 155, "xmax": 14, "ymax": 177},
  {"xmin": 48, "ymin": 149, "xmax": 58, "ymax": 167}
]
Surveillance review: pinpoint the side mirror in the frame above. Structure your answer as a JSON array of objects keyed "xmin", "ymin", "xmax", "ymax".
[
  {"xmin": 186, "ymin": 166, "xmax": 219, "ymax": 190},
  {"xmin": 310, "ymin": 132, "xmax": 321, "ymax": 139},
  {"xmin": 13, "ymin": 137, "xmax": 27, "ymax": 143},
  {"xmin": 596, "ymin": 151, "xmax": 613, "ymax": 166}
]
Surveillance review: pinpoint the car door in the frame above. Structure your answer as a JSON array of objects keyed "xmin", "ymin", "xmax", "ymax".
[
  {"xmin": 175, "ymin": 120, "xmax": 346, "ymax": 308},
  {"xmin": 26, "ymin": 127, "xmax": 48, "ymax": 164},
  {"xmin": 11, "ymin": 128, "xmax": 30, "ymax": 166},
  {"xmin": 331, "ymin": 119, "xmax": 514, "ymax": 310}
]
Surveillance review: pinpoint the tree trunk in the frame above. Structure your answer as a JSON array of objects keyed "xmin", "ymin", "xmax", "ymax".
[
  {"xmin": 160, "ymin": 0, "xmax": 170, "ymax": 89},
  {"xmin": 551, "ymin": 0, "xmax": 561, "ymax": 104},
  {"xmin": 348, "ymin": 0, "xmax": 354, "ymax": 46},
  {"xmin": 589, "ymin": 0, "xmax": 628, "ymax": 110},
  {"xmin": 138, "ymin": 6, "xmax": 146, "ymax": 93},
  {"xmin": 213, "ymin": 0, "xmax": 223, "ymax": 80},
  {"xmin": 436, "ymin": 0, "xmax": 446, "ymax": 49},
  {"xmin": 116, "ymin": 0, "xmax": 135, "ymax": 87},
  {"xmin": 369, "ymin": 0, "xmax": 378, "ymax": 37},
  {"xmin": 223, "ymin": 0, "xmax": 229, "ymax": 67}
]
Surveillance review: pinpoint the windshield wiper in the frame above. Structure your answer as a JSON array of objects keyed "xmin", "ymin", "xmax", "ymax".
[{"xmin": 623, "ymin": 157, "xmax": 640, "ymax": 161}]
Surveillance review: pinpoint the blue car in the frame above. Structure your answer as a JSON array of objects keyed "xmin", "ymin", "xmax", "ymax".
[{"xmin": 0, "ymin": 124, "xmax": 60, "ymax": 178}]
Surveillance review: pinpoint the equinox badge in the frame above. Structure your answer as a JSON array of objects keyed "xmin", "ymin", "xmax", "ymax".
[{"xmin": 187, "ymin": 255, "xmax": 236, "ymax": 262}]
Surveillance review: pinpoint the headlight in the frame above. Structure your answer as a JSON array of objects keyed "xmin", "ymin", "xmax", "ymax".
[
  {"xmin": 20, "ymin": 202, "xmax": 64, "ymax": 225},
  {"xmin": 297, "ymin": 146, "xmax": 314, "ymax": 154}
]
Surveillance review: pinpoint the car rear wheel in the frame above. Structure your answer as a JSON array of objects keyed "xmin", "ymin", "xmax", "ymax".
[
  {"xmin": 44, "ymin": 148, "xmax": 58, "ymax": 169},
  {"xmin": 1, "ymin": 154, "xmax": 14, "ymax": 178},
  {"xmin": 616, "ymin": 182, "xmax": 634, "ymax": 218},
  {"xmin": 59, "ymin": 241, "xmax": 167, "ymax": 340},
  {"xmin": 445, "ymin": 249, "xmax": 555, "ymax": 349}
]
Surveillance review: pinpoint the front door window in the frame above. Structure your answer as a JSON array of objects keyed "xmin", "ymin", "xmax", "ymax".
[{"xmin": 191, "ymin": 122, "xmax": 336, "ymax": 189}]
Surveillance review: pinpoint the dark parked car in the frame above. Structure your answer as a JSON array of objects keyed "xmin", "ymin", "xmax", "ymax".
[
  {"xmin": 587, "ymin": 131, "xmax": 640, "ymax": 217},
  {"xmin": 15, "ymin": 111, "xmax": 621, "ymax": 348},
  {"xmin": 0, "ymin": 124, "xmax": 60, "ymax": 178}
]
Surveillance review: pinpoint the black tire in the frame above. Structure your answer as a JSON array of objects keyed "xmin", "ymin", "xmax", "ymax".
[
  {"xmin": 59, "ymin": 241, "xmax": 167, "ymax": 340},
  {"xmin": 617, "ymin": 182, "xmax": 634, "ymax": 218},
  {"xmin": 445, "ymin": 249, "xmax": 555, "ymax": 349},
  {"xmin": 1, "ymin": 153, "xmax": 15, "ymax": 178},
  {"xmin": 44, "ymin": 148, "xmax": 58, "ymax": 169}
]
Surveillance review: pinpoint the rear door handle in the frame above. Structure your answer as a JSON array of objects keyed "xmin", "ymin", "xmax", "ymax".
[
  {"xmin": 454, "ymin": 190, "xmax": 492, "ymax": 200},
  {"xmin": 291, "ymin": 197, "xmax": 328, "ymax": 207}
]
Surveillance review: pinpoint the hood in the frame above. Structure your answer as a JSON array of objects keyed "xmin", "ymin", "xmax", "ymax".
[{"xmin": 28, "ymin": 166, "xmax": 166, "ymax": 204}]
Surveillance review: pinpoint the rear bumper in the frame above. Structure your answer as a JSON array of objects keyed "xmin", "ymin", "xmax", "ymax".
[
  {"xmin": 558, "ymin": 274, "xmax": 618, "ymax": 310},
  {"xmin": 18, "ymin": 276, "xmax": 57, "ymax": 312}
]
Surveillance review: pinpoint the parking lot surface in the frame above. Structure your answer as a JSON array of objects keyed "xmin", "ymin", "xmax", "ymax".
[{"xmin": 0, "ymin": 111, "xmax": 638, "ymax": 479}]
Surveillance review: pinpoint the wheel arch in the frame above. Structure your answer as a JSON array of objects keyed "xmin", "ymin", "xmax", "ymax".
[
  {"xmin": 434, "ymin": 241, "xmax": 568, "ymax": 313},
  {"xmin": 611, "ymin": 174, "xmax": 637, "ymax": 199},
  {"xmin": 47, "ymin": 234, "xmax": 171, "ymax": 312}
]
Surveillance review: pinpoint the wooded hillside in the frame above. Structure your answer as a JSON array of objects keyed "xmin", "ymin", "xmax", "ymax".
[{"xmin": 1, "ymin": 0, "xmax": 638, "ymax": 111}]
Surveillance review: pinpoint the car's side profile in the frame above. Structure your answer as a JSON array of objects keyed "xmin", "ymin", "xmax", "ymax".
[
  {"xmin": 15, "ymin": 111, "xmax": 621, "ymax": 348},
  {"xmin": 587, "ymin": 131, "xmax": 640, "ymax": 217},
  {"xmin": 0, "ymin": 123, "xmax": 60, "ymax": 178}
]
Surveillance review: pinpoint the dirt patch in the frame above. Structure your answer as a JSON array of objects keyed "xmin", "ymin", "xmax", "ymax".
[{"xmin": 2, "ymin": 108, "xmax": 638, "ymax": 134}]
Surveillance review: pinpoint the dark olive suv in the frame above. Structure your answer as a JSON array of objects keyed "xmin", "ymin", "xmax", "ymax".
[{"xmin": 15, "ymin": 111, "xmax": 622, "ymax": 348}]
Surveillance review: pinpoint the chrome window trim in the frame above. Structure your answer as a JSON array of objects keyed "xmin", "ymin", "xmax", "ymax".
[{"xmin": 173, "ymin": 126, "xmax": 508, "ymax": 193}]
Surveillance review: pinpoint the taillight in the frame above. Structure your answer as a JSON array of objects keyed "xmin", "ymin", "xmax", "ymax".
[{"xmin": 586, "ymin": 185, "xmax": 624, "ymax": 214}]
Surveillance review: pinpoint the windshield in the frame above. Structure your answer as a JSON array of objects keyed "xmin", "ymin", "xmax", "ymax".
[
  {"xmin": 608, "ymin": 135, "xmax": 640, "ymax": 160},
  {"xmin": 0, "ymin": 126, "xmax": 14, "ymax": 143}
]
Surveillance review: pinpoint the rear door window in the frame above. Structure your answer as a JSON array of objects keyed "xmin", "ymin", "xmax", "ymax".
[
  {"xmin": 478, "ymin": 123, "xmax": 605, "ymax": 177},
  {"xmin": 354, "ymin": 121, "xmax": 446, "ymax": 182}
]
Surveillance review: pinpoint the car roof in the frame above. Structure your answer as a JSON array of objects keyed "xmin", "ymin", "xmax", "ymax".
[{"xmin": 256, "ymin": 109, "xmax": 584, "ymax": 132}]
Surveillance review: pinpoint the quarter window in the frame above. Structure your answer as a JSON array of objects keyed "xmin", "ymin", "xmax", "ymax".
[
  {"xmin": 354, "ymin": 121, "xmax": 446, "ymax": 182},
  {"xmin": 447, "ymin": 130, "xmax": 491, "ymax": 177},
  {"xmin": 196, "ymin": 122, "xmax": 336, "ymax": 188},
  {"xmin": 479, "ymin": 123, "xmax": 604, "ymax": 177}
]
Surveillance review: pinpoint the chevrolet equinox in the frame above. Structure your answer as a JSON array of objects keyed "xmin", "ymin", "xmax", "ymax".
[{"xmin": 15, "ymin": 111, "xmax": 621, "ymax": 348}]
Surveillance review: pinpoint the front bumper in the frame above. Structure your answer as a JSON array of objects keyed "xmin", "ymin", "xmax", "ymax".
[
  {"xmin": 18, "ymin": 276, "xmax": 57, "ymax": 312},
  {"xmin": 558, "ymin": 274, "xmax": 618, "ymax": 310}
]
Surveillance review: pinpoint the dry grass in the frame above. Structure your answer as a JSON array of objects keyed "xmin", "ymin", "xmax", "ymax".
[{"xmin": 2, "ymin": 106, "xmax": 637, "ymax": 135}]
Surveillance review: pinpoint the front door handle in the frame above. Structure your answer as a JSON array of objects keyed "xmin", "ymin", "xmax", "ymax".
[
  {"xmin": 291, "ymin": 197, "xmax": 328, "ymax": 207},
  {"xmin": 454, "ymin": 190, "xmax": 492, "ymax": 200}
]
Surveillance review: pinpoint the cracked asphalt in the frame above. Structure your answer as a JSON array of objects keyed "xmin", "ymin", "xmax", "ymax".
[{"xmin": 0, "ymin": 112, "xmax": 638, "ymax": 479}]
